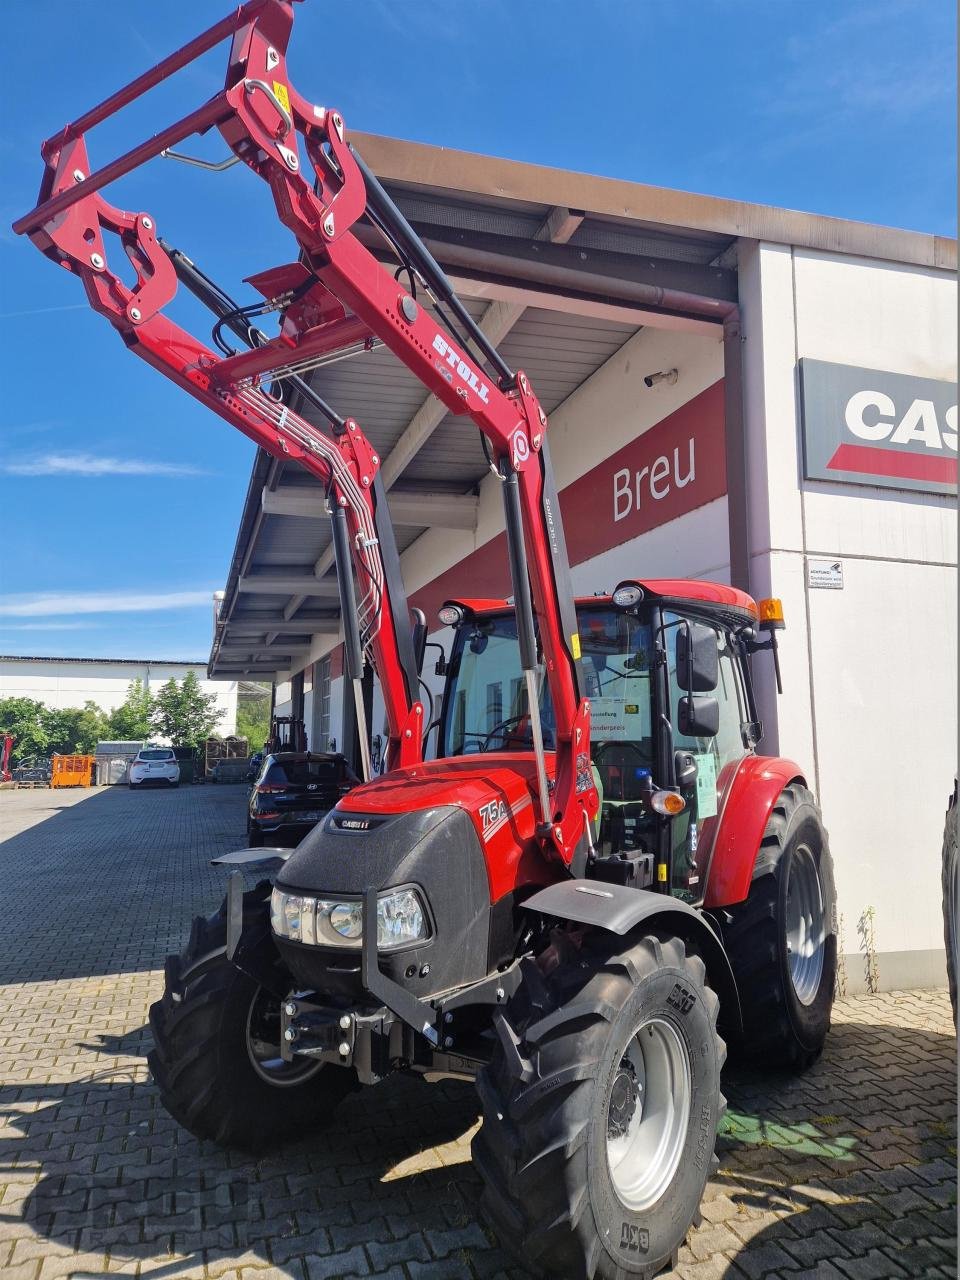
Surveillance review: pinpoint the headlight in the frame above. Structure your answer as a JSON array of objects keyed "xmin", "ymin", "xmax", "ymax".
[{"xmin": 271, "ymin": 886, "xmax": 429, "ymax": 951}]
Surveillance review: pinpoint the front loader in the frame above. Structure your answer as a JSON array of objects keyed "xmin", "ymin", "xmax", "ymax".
[{"xmin": 14, "ymin": 5, "xmax": 836, "ymax": 1274}]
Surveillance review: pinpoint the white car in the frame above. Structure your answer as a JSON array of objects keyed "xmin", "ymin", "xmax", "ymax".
[{"xmin": 129, "ymin": 748, "xmax": 180, "ymax": 789}]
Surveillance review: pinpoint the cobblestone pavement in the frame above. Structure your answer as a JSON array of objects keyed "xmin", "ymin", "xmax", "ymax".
[{"xmin": 0, "ymin": 785, "xmax": 956, "ymax": 1280}]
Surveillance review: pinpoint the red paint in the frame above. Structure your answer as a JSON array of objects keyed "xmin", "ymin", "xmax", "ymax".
[
  {"xmin": 455, "ymin": 582, "xmax": 758, "ymax": 622},
  {"xmin": 342, "ymin": 753, "xmax": 562, "ymax": 901},
  {"xmin": 14, "ymin": 1, "xmax": 598, "ymax": 866},
  {"xmin": 328, "ymin": 644, "xmax": 344, "ymax": 681},
  {"xmin": 563, "ymin": 380, "xmax": 726, "ymax": 564},
  {"xmin": 702, "ymin": 755, "xmax": 806, "ymax": 909},
  {"xmin": 412, "ymin": 536, "xmax": 510, "ymax": 628},
  {"xmin": 411, "ymin": 387, "xmax": 727, "ymax": 628},
  {"xmin": 827, "ymin": 441, "xmax": 958, "ymax": 485}
]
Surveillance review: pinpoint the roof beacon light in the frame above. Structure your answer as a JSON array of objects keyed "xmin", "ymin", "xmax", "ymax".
[
  {"xmin": 612, "ymin": 582, "xmax": 644, "ymax": 610},
  {"xmin": 758, "ymin": 598, "xmax": 785, "ymax": 631},
  {"xmin": 438, "ymin": 604, "xmax": 465, "ymax": 628}
]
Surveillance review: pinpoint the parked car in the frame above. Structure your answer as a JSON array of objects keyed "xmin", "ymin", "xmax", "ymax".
[
  {"xmin": 129, "ymin": 747, "xmax": 180, "ymax": 789},
  {"xmin": 247, "ymin": 752, "xmax": 359, "ymax": 846}
]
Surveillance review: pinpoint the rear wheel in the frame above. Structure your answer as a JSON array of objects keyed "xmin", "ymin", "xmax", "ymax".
[
  {"xmin": 148, "ymin": 881, "xmax": 356, "ymax": 1151},
  {"xmin": 942, "ymin": 790, "xmax": 958, "ymax": 1028},
  {"xmin": 473, "ymin": 932, "xmax": 724, "ymax": 1279},
  {"xmin": 248, "ymin": 826, "xmax": 265, "ymax": 848},
  {"xmin": 722, "ymin": 782, "xmax": 836, "ymax": 1069}
]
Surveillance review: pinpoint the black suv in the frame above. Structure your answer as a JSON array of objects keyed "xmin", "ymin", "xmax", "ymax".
[{"xmin": 247, "ymin": 752, "xmax": 359, "ymax": 846}]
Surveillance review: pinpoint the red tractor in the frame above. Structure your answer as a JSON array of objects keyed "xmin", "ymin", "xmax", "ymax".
[{"xmin": 15, "ymin": 6, "xmax": 836, "ymax": 1274}]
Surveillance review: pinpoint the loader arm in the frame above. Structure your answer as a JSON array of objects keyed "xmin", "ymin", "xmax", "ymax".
[{"xmin": 13, "ymin": 0, "xmax": 597, "ymax": 863}]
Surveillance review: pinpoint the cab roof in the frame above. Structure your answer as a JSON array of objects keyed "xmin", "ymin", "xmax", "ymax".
[{"xmin": 447, "ymin": 579, "xmax": 759, "ymax": 625}]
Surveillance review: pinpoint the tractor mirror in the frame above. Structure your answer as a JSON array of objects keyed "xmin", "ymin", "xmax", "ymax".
[
  {"xmin": 676, "ymin": 622, "xmax": 719, "ymax": 692},
  {"xmin": 678, "ymin": 695, "xmax": 719, "ymax": 738},
  {"xmin": 674, "ymin": 749, "xmax": 699, "ymax": 788},
  {"xmin": 411, "ymin": 608, "xmax": 428, "ymax": 675}
]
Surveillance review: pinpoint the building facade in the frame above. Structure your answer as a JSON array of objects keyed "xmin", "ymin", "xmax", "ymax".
[
  {"xmin": 0, "ymin": 656, "xmax": 238, "ymax": 736},
  {"xmin": 209, "ymin": 138, "xmax": 957, "ymax": 993}
]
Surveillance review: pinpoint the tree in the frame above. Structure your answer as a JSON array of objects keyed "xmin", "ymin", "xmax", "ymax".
[
  {"xmin": 151, "ymin": 671, "xmax": 223, "ymax": 747},
  {"xmin": 43, "ymin": 702, "xmax": 108, "ymax": 756},
  {"xmin": 106, "ymin": 680, "xmax": 155, "ymax": 742},
  {"xmin": 0, "ymin": 697, "xmax": 50, "ymax": 764},
  {"xmin": 236, "ymin": 684, "xmax": 271, "ymax": 750}
]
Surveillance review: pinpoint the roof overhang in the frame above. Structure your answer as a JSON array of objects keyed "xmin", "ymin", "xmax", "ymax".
[{"xmin": 208, "ymin": 135, "xmax": 955, "ymax": 679}]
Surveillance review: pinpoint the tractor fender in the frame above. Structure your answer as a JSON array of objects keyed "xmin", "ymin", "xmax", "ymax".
[
  {"xmin": 702, "ymin": 756, "xmax": 807, "ymax": 910},
  {"xmin": 523, "ymin": 879, "xmax": 742, "ymax": 1036}
]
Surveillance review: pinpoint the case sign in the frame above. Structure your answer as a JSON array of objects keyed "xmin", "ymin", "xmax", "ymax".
[{"xmin": 799, "ymin": 359, "xmax": 957, "ymax": 496}]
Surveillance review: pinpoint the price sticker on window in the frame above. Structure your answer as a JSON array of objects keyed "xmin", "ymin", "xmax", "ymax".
[{"xmin": 694, "ymin": 753, "xmax": 718, "ymax": 819}]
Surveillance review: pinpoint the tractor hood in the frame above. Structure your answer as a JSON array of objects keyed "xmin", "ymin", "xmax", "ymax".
[
  {"xmin": 272, "ymin": 753, "xmax": 556, "ymax": 1000},
  {"xmin": 339, "ymin": 752, "xmax": 549, "ymax": 900}
]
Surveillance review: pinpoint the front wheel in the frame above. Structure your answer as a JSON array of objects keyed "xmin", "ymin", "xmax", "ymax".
[
  {"xmin": 473, "ymin": 932, "xmax": 724, "ymax": 1279},
  {"xmin": 722, "ymin": 782, "xmax": 836, "ymax": 1069},
  {"xmin": 148, "ymin": 881, "xmax": 356, "ymax": 1151}
]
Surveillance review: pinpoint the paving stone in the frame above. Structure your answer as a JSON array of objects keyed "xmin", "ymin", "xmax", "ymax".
[
  {"xmin": 1, "ymin": 785, "xmax": 957, "ymax": 1280},
  {"xmin": 304, "ymin": 1247, "xmax": 370, "ymax": 1279}
]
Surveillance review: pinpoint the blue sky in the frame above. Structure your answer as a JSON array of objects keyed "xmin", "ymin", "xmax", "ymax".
[{"xmin": 0, "ymin": 0, "xmax": 955, "ymax": 663}]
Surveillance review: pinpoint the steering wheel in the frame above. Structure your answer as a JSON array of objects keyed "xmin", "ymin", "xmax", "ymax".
[{"xmin": 481, "ymin": 713, "xmax": 530, "ymax": 751}]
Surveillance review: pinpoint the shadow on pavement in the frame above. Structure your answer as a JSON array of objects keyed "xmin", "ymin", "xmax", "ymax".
[
  {"xmin": 0, "ymin": 785, "xmax": 251, "ymax": 983},
  {"xmin": 713, "ymin": 1018, "xmax": 957, "ymax": 1278},
  {"xmin": 1, "ymin": 1016, "xmax": 955, "ymax": 1279}
]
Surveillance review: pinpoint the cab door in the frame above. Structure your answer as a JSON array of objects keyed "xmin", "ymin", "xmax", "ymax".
[{"xmin": 661, "ymin": 609, "xmax": 753, "ymax": 901}]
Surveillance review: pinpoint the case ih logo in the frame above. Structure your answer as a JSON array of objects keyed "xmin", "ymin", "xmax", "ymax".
[{"xmin": 800, "ymin": 359, "xmax": 957, "ymax": 496}]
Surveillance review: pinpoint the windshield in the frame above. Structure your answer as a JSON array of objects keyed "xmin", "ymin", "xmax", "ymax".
[
  {"xmin": 265, "ymin": 758, "xmax": 354, "ymax": 786},
  {"xmin": 439, "ymin": 607, "xmax": 654, "ymax": 763},
  {"xmin": 139, "ymin": 750, "xmax": 174, "ymax": 761}
]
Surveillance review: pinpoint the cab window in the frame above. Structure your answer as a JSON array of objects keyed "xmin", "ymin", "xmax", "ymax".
[{"xmin": 663, "ymin": 610, "xmax": 750, "ymax": 895}]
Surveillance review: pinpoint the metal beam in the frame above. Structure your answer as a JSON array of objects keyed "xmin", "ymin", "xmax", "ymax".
[
  {"xmin": 219, "ymin": 647, "xmax": 312, "ymax": 659},
  {"xmin": 445, "ymin": 273, "xmax": 712, "ymax": 336},
  {"xmin": 405, "ymin": 224, "xmax": 738, "ymax": 303},
  {"xmin": 261, "ymin": 486, "xmax": 479, "ymax": 530},
  {"xmin": 299, "ymin": 206, "xmax": 584, "ymax": 612},
  {"xmin": 237, "ymin": 575, "xmax": 341, "ymax": 598}
]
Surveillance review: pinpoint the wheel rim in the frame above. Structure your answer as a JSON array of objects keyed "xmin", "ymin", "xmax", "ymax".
[
  {"xmin": 245, "ymin": 987, "xmax": 323, "ymax": 1086},
  {"xmin": 785, "ymin": 843, "xmax": 826, "ymax": 1006},
  {"xmin": 606, "ymin": 1017, "xmax": 691, "ymax": 1212}
]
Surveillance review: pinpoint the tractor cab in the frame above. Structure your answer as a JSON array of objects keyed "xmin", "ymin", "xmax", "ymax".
[{"xmin": 437, "ymin": 580, "xmax": 771, "ymax": 903}]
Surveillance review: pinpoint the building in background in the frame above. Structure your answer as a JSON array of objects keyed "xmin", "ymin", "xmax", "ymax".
[
  {"xmin": 0, "ymin": 655, "xmax": 238, "ymax": 735},
  {"xmin": 207, "ymin": 136, "xmax": 957, "ymax": 993}
]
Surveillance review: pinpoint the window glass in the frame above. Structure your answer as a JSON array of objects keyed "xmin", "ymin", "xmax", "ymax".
[
  {"xmin": 442, "ymin": 616, "xmax": 555, "ymax": 754},
  {"xmin": 266, "ymin": 758, "xmax": 346, "ymax": 786},
  {"xmin": 140, "ymin": 749, "xmax": 174, "ymax": 761},
  {"xmin": 663, "ymin": 611, "xmax": 749, "ymax": 895}
]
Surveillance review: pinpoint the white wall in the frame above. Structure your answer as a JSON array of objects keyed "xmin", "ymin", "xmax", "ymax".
[
  {"xmin": 740, "ymin": 242, "xmax": 957, "ymax": 986},
  {"xmin": 0, "ymin": 658, "xmax": 237, "ymax": 734}
]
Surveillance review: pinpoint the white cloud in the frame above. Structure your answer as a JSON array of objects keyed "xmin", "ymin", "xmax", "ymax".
[
  {"xmin": 0, "ymin": 622, "xmax": 97, "ymax": 632},
  {"xmin": 2, "ymin": 453, "xmax": 208, "ymax": 477},
  {"xmin": 0, "ymin": 590, "xmax": 216, "ymax": 617}
]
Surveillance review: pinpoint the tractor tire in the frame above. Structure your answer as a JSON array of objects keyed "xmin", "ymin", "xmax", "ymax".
[
  {"xmin": 942, "ymin": 789, "xmax": 958, "ymax": 1028},
  {"xmin": 722, "ymin": 782, "xmax": 836, "ymax": 1070},
  {"xmin": 473, "ymin": 932, "xmax": 725, "ymax": 1280},
  {"xmin": 148, "ymin": 880, "xmax": 356, "ymax": 1151}
]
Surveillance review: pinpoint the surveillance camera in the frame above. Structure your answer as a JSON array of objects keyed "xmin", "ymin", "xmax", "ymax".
[{"xmin": 643, "ymin": 368, "xmax": 679, "ymax": 388}]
